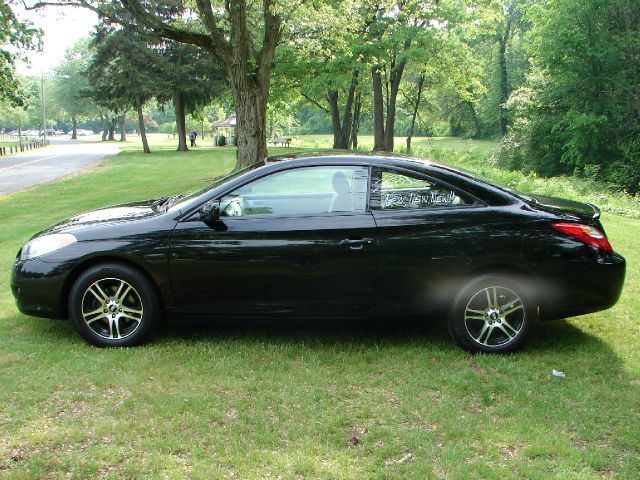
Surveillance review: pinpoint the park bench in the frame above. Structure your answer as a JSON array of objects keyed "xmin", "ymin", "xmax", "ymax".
[{"xmin": 271, "ymin": 137, "xmax": 292, "ymax": 147}]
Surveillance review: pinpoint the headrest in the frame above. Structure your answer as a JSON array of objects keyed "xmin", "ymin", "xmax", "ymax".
[{"xmin": 332, "ymin": 171, "xmax": 350, "ymax": 195}]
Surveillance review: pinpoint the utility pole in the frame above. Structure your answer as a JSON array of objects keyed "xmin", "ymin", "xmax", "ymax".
[{"xmin": 40, "ymin": 71, "xmax": 47, "ymax": 141}]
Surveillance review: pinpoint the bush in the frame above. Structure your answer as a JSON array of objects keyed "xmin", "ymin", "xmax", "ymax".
[{"xmin": 216, "ymin": 135, "xmax": 226, "ymax": 147}]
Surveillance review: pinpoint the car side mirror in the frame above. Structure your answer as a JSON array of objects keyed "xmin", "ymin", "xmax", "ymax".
[{"xmin": 199, "ymin": 199, "xmax": 220, "ymax": 222}]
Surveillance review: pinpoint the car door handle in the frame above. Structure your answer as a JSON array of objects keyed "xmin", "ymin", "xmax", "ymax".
[{"xmin": 339, "ymin": 237, "xmax": 373, "ymax": 250}]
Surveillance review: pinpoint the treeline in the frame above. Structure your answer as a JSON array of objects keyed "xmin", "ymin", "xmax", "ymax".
[{"xmin": 3, "ymin": 0, "xmax": 639, "ymax": 193}]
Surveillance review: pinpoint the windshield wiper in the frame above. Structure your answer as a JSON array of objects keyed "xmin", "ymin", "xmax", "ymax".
[
  {"xmin": 159, "ymin": 194, "xmax": 187, "ymax": 211},
  {"xmin": 151, "ymin": 197, "xmax": 168, "ymax": 211}
]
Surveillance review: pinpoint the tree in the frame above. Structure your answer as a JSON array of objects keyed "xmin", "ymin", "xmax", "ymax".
[
  {"xmin": 499, "ymin": 0, "xmax": 640, "ymax": 193},
  {"xmin": 86, "ymin": 26, "xmax": 164, "ymax": 151},
  {"xmin": 0, "ymin": 2, "xmax": 40, "ymax": 104},
  {"xmin": 51, "ymin": 38, "xmax": 97, "ymax": 139},
  {"xmin": 362, "ymin": 0, "xmax": 452, "ymax": 152},
  {"xmin": 27, "ymin": 0, "xmax": 326, "ymax": 169},
  {"xmin": 154, "ymin": 41, "xmax": 226, "ymax": 151},
  {"xmin": 469, "ymin": 0, "xmax": 529, "ymax": 137},
  {"xmin": 274, "ymin": 2, "xmax": 365, "ymax": 149},
  {"xmin": 0, "ymin": 98, "xmax": 29, "ymax": 132}
]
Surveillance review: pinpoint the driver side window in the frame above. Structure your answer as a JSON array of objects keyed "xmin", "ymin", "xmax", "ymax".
[{"xmin": 219, "ymin": 166, "xmax": 369, "ymax": 217}]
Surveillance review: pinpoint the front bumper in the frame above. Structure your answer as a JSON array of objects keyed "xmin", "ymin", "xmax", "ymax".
[{"xmin": 11, "ymin": 257, "xmax": 77, "ymax": 319}]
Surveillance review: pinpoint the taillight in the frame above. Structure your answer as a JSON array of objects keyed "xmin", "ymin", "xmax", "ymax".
[{"xmin": 552, "ymin": 222, "xmax": 613, "ymax": 253}]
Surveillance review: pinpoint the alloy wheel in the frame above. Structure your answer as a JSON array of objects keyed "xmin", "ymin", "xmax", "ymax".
[
  {"xmin": 81, "ymin": 277, "xmax": 144, "ymax": 340},
  {"xmin": 463, "ymin": 286, "xmax": 525, "ymax": 347}
]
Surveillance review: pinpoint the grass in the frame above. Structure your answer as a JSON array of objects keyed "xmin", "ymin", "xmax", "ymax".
[{"xmin": 0, "ymin": 136, "xmax": 639, "ymax": 478}]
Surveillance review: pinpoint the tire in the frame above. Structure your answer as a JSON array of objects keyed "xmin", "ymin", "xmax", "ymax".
[
  {"xmin": 448, "ymin": 274, "xmax": 537, "ymax": 353},
  {"xmin": 68, "ymin": 262, "xmax": 160, "ymax": 347}
]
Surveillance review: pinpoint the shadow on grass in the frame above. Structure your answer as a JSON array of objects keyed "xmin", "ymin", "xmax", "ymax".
[
  {"xmin": 11, "ymin": 311, "xmax": 621, "ymax": 364},
  {"xmin": 155, "ymin": 314, "xmax": 609, "ymax": 355}
]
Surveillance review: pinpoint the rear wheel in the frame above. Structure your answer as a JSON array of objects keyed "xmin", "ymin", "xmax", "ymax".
[
  {"xmin": 69, "ymin": 263, "xmax": 160, "ymax": 347},
  {"xmin": 448, "ymin": 275, "xmax": 537, "ymax": 353}
]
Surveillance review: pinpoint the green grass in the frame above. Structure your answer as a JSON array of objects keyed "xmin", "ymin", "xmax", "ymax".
[{"xmin": 0, "ymin": 137, "xmax": 639, "ymax": 478}]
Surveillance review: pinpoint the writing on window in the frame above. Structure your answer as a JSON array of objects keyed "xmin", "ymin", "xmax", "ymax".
[{"xmin": 370, "ymin": 169, "xmax": 468, "ymax": 210}]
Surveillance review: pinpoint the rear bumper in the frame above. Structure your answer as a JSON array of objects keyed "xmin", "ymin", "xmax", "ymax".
[
  {"xmin": 539, "ymin": 252, "xmax": 626, "ymax": 321},
  {"xmin": 10, "ymin": 257, "xmax": 75, "ymax": 319}
]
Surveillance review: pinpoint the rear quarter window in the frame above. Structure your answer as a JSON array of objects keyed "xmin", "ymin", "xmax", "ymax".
[{"xmin": 370, "ymin": 167, "xmax": 471, "ymax": 211}]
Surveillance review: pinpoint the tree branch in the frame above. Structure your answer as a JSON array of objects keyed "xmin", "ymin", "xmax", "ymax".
[{"xmin": 301, "ymin": 92, "xmax": 329, "ymax": 113}]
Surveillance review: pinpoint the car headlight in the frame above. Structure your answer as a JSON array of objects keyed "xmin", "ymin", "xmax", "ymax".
[{"xmin": 20, "ymin": 233, "xmax": 77, "ymax": 260}]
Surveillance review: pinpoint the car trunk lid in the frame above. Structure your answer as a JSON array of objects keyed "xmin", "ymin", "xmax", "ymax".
[{"xmin": 527, "ymin": 193, "xmax": 600, "ymax": 223}]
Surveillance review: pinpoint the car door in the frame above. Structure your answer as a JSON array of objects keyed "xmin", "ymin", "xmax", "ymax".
[
  {"xmin": 369, "ymin": 166, "xmax": 484, "ymax": 314},
  {"xmin": 169, "ymin": 165, "xmax": 378, "ymax": 317}
]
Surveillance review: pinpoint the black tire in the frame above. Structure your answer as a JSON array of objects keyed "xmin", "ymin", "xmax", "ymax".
[
  {"xmin": 69, "ymin": 262, "xmax": 160, "ymax": 347},
  {"xmin": 448, "ymin": 274, "xmax": 537, "ymax": 353}
]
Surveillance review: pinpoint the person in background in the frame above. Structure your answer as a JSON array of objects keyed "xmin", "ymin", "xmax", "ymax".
[{"xmin": 189, "ymin": 130, "xmax": 198, "ymax": 147}]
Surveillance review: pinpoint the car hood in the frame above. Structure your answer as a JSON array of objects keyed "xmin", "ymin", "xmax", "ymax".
[
  {"xmin": 38, "ymin": 200, "xmax": 161, "ymax": 236},
  {"xmin": 528, "ymin": 194, "xmax": 600, "ymax": 222}
]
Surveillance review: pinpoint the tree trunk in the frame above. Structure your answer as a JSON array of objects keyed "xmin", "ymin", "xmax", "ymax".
[
  {"xmin": 108, "ymin": 118, "xmax": 116, "ymax": 141},
  {"xmin": 350, "ymin": 92, "xmax": 362, "ymax": 150},
  {"xmin": 101, "ymin": 114, "xmax": 108, "ymax": 141},
  {"xmin": 71, "ymin": 116, "xmax": 77, "ymax": 140},
  {"xmin": 498, "ymin": 19, "xmax": 512, "ymax": 137},
  {"xmin": 230, "ymin": 79, "xmax": 269, "ymax": 169},
  {"xmin": 174, "ymin": 90, "xmax": 188, "ymax": 151},
  {"xmin": 327, "ymin": 79, "xmax": 357, "ymax": 150},
  {"xmin": 406, "ymin": 75, "xmax": 425, "ymax": 154},
  {"xmin": 339, "ymin": 75, "xmax": 357, "ymax": 148},
  {"xmin": 136, "ymin": 95, "xmax": 150, "ymax": 154},
  {"xmin": 328, "ymin": 91, "xmax": 342, "ymax": 149},
  {"xmin": 384, "ymin": 61, "xmax": 406, "ymax": 152},
  {"xmin": 372, "ymin": 66, "xmax": 385, "ymax": 151},
  {"xmin": 118, "ymin": 115, "xmax": 127, "ymax": 142}
]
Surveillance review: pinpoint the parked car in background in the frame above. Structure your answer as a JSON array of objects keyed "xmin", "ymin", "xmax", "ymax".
[
  {"xmin": 11, "ymin": 153, "xmax": 625, "ymax": 352},
  {"xmin": 74, "ymin": 129, "xmax": 95, "ymax": 137}
]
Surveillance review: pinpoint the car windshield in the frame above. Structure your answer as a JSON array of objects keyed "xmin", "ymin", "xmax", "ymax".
[{"xmin": 169, "ymin": 160, "xmax": 267, "ymax": 209}]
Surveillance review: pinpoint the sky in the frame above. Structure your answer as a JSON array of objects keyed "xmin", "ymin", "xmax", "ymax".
[{"xmin": 14, "ymin": 4, "xmax": 98, "ymax": 75}]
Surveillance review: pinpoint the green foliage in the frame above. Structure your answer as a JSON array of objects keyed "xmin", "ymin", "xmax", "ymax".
[
  {"xmin": 50, "ymin": 38, "xmax": 97, "ymax": 127},
  {"xmin": 0, "ymin": 1, "xmax": 40, "ymax": 105},
  {"xmin": 217, "ymin": 134, "xmax": 226, "ymax": 146},
  {"xmin": 157, "ymin": 122, "xmax": 177, "ymax": 135},
  {"xmin": 500, "ymin": 0, "xmax": 640, "ymax": 193}
]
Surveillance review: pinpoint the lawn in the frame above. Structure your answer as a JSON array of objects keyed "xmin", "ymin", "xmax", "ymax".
[{"xmin": 0, "ymin": 138, "xmax": 638, "ymax": 478}]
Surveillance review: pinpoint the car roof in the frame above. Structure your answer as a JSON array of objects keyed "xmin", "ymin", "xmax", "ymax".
[{"xmin": 267, "ymin": 150, "xmax": 433, "ymax": 167}]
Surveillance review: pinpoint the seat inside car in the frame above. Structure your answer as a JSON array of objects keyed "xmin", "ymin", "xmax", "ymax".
[{"xmin": 329, "ymin": 171, "xmax": 353, "ymax": 212}]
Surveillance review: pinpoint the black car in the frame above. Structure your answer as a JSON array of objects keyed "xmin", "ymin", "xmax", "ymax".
[{"xmin": 10, "ymin": 153, "xmax": 625, "ymax": 352}]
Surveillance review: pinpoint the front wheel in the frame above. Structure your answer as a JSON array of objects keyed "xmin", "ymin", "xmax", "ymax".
[
  {"xmin": 448, "ymin": 275, "xmax": 537, "ymax": 353},
  {"xmin": 69, "ymin": 263, "xmax": 160, "ymax": 347}
]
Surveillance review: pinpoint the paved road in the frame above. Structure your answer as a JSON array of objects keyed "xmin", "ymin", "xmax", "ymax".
[{"xmin": 0, "ymin": 139, "xmax": 119, "ymax": 195}]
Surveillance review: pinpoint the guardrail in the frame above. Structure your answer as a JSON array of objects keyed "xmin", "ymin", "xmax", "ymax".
[{"xmin": 0, "ymin": 138, "xmax": 50, "ymax": 156}]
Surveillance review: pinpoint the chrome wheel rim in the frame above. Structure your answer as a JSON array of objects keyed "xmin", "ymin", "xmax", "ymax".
[
  {"xmin": 81, "ymin": 277, "xmax": 143, "ymax": 340},
  {"xmin": 464, "ymin": 286, "xmax": 525, "ymax": 347}
]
